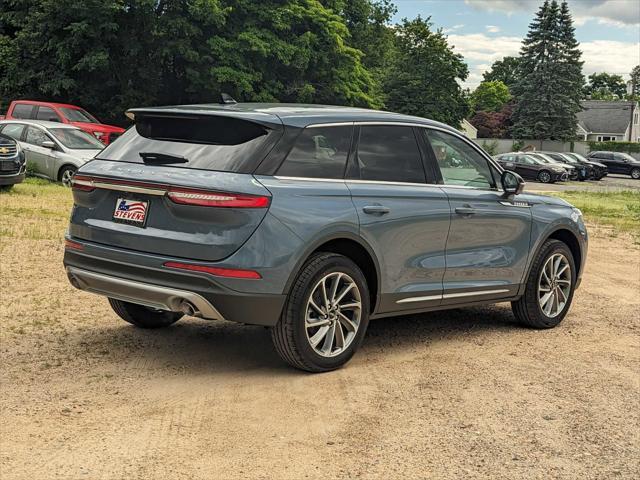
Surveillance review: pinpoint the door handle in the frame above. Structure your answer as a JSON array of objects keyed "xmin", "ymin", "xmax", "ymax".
[
  {"xmin": 363, "ymin": 205, "xmax": 390, "ymax": 215},
  {"xmin": 455, "ymin": 206, "xmax": 476, "ymax": 216}
]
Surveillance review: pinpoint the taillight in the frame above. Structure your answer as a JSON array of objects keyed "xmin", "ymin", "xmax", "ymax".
[
  {"xmin": 71, "ymin": 175, "xmax": 95, "ymax": 192},
  {"xmin": 163, "ymin": 261, "xmax": 261, "ymax": 279},
  {"xmin": 65, "ymin": 239, "xmax": 84, "ymax": 251},
  {"xmin": 167, "ymin": 188, "xmax": 270, "ymax": 208}
]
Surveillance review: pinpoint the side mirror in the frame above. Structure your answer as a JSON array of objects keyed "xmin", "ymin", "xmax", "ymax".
[
  {"xmin": 501, "ymin": 170, "xmax": 524, "ymax": 196},
  {"xmin": 41, "ymin": 140, "xmax": 56, "ymax": 149}
]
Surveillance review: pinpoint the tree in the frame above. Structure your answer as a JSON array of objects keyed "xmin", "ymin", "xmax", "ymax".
[
  {"xmin": 0, "ymin": 0, "xmax": 384, "ymax": 123},
  {"xmin": 483, "ymin": 56, "xmax": 522, "ymax": 88},
  {"xmin": 584, "ymin": 72, "xmax": 626, "ymax": 100},
  {"xmin": 470, "ymin": 102, "xmax": 514, "ymax": 138},
  {"xmin": 470, "ymin": 81, "xmax": 511, "ymax": 113},
  {"xmin": 511, "ymin": 0, "xmax": 584, "ymax": 141},
  {"xmin": 629, "ymin": 65, "xmax": 640, "ymax": 99},
  {"xmin": 383, "ymin": 16, "xmax": 469, "ymax": 127}
]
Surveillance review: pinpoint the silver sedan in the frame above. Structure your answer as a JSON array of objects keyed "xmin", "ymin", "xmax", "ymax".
[{"xmin": 0, "ymin": 120, "xmax": 105, "ymax": 186}]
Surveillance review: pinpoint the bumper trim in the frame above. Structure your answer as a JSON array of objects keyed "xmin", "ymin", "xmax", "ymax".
[{"xmin": 66, "ymin": 266, "xmax": 225, "ymax": 320}]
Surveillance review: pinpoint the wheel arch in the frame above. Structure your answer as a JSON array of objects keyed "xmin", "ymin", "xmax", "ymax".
[
  {"xmin": 547, "ymin": 228, "xmax": 582, "ymax": 277},
  {"xmin": 56, "ymin": 162, "xmax": 78, "ymax": 182},
  {"xmin": 284, "ymin": 233, "xmax": 381, "ymax": 313}
]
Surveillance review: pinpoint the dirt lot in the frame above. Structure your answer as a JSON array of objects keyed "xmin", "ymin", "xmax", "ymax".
[{"xmin": 1, "ymin": 181, "xmax": 639, "ymax": 479}]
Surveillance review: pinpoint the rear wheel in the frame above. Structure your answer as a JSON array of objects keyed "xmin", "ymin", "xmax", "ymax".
[
  {"xmin": 537, "ymin": 170, "xmax": 552, "ymax": 183},
  {"xmin": 512, "ymin": 239, "xmax": 576, "ymax": 329},
  {"xmin": 59, "ymin": 165, "xmax": 77, "ymax": 187},
  {"xmin": 631, "ymin": 167, "xmax": 640, "ymax": 180},
  {"xmin": 108, "ymin": 298, "xmax": 183, "ymax": 329},
  {"xmin": 271, "ymin": 252, "xmax": 370, "ymax": 372}
]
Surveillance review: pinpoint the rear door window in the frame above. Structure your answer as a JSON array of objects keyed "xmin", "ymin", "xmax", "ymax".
[
  {"xmin": 277, "ymin": 125, "xmax": 352, "ymax": 179},
  {"xmin": 424, "ymin": 129, "xmax": 494, "ymax": 188},
  {"xmin": 12, "ymin": 104, "xmax": 35, "ymax": 119},
  {"xmin": 24, "ymin": 126, "xmax": 49, "ymax": 147},
  {"xmin": 353, "ymin": 125, "xmax": 426, "ymax": 183},
  {"xmin": 0, "ymin": 124, "xmax": 26, "ymax": 141},
  {"xmin": 36, "ymin": 106, "xmax": 60, "ymax": 122},
  {"xmin": 96, "ymin": 115, "xmax": 279, "ymax": 173}
]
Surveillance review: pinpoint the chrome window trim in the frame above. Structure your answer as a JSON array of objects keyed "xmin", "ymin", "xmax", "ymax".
[
  {"xmin": 272, "ymin": 175, "xmax": 498, "ymax": 191},
  {"xmin": 396, "ymin": 288, "xmax": 511, "ymax": 304}
]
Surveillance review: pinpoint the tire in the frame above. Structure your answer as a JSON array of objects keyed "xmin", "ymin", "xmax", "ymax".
[
  {"xmin": 108, "ymin": 298, "xmax": 183, "ymax": 329},
  {"xmin": 59, "ymin": 165, "xmax": 77, "ymax": 187},
  {"xmin": 537, "ymin": 170, "xmax": 552, "ymax": 183},
  {"xmin": 512, "ymin": 239, "xmax": 576, "ymax": 329},
  {"xmin": 0, "ymin": 185, "xmax": 13, "ymax": 191},
  {"xmin": 631, "ymin": 167, "xmax": 640, "ymax": 180},
  {"xmin": 271, "ymin": 252, "xmax": 370, "ymax": 372}
]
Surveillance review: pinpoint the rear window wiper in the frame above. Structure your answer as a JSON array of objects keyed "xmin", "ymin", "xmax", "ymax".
[{"xmin": 139, "ymin": 152, "xmax": 188, "ymax": 164}]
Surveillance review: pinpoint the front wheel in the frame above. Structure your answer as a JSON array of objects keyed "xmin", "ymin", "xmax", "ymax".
[
  {"xmin": 537, "ymin": 170, "xmax": 552, "ymax": 183},
  {"xmin": 512, "ymin": 239, "xmax": 576, "ymax": 329},
  {"xmin": 631, "ymin": 167, "xmax": 640, "ymax": 180},
  {"xmin": 108, "ymin": 298, "xmax": 183, "ymax": 329},
  {"xmin": 59, "ymin": 165, "xmax": 77, "ymax": 187},
  {"xmin": 271, "ymin": 253, "xmax": 370, "ymax": 372}
]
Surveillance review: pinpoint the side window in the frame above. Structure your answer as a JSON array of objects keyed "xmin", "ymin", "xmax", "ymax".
[
  {"xmin": 355, "ymin": 125, "xmax": 425, "ymax": 183},
  {"xmin": 277, "ymin": 125, "xmax": 352, "ymax": 179},
  {"xmin": 425, "ymin": 129, "xmax": 494, "ymax": 188},
  {"xmin": 25, "ymin": 126, "xmax": 49, "ymax": 147},
  {"xmin": 0, "ymin": 124, "xmax": 25, "ymax": 141},
  {"xmin": 36, "ymin": 106, "xmax": 60, "ymax": 122},
  {"xmin": 613, "ymin": 153, "xmax": 627, "ymax": 162},
  {"xmin": 600, "ymin": 153, "xmax": 613, "ymax": 160},
  {"xmin": 12, "ymin": 104, "xmax": 35, "ymax": 119}
]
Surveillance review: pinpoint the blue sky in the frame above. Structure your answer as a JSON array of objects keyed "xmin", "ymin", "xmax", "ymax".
[{"xmin": 391, "ymin": 0, "xmax": 640, "ymax": 88}]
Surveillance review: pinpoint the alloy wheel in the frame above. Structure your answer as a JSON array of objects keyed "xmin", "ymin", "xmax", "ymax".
[
  {"xmin": 305, "ymin": 272, "xmax": 362, "ymax": 358},
  {"xmin": 632, "ymin": 168, "xmax": 640, "ymax": 180},
  {"xmin": 61, "ymin": 169, "xmax": 75, "ymax": 187},
  {"xmin": 538, "ymin": 253, "xmax": 572, "ymax": 318},
  {"xmin": 539, "ymin": 171, "xmax": 551, "ymax": 183}
]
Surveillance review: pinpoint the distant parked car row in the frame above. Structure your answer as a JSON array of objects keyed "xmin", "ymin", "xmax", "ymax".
[
  {"xmin": 587, "ymin": 151, "xmax": 640, "ymax": 180},
  {"xmin": 0, "ymin": 120, "xmax": 105, "ymax": 186},
  {"xmin": 493, "ymin": 151, "xmax": 608, "ymax": 183}
]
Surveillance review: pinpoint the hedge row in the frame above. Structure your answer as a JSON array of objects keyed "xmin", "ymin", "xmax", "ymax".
[{"xmin": 587, "ymin": 141, "xmax": 640, "ymax": 153}]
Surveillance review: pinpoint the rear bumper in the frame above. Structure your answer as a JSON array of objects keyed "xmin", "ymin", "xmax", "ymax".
[{"xmin": 64, "ymin": 243, "xmax": 286, "ymax": 326}]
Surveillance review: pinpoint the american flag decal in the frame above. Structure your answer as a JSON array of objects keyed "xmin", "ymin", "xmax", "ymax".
[{"xmin": 113, "ymin": 198, "xmax": 148, "ymax": 224}]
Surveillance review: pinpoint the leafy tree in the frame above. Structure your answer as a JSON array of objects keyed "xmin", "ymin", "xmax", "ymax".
[
  {"xmin": 0, "ymin": 0, "xmax": 383, "ymax": 123},
  {"xmin": 470, "ymin": 80, "xmax": 511, "ymax": 113},
  {"xmin": 383, "ymin": 16, "xmax": 469, "ymax": 126},
  {"xmin": 629, "ymin": 65, "xmax": 640, "ymax": 99},
  {"xmin": 583, "ymin": 72, "xmax": 626, "ymax": 100},
  {"xmin": 482, "ymin": 56, "xmax": 522, "ymax": 88},
  {"xmin": 511, "ymin": 0, "xmax": 584, "ymax": 141},
  {"xmin": 470, "ymin": 102, "xmax": 514, "ymax": 138}
]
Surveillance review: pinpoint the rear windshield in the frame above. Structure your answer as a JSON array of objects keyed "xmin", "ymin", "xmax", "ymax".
[{"xmin": 96, "ymin": 115, "xmax": 278, "ymax": 173}]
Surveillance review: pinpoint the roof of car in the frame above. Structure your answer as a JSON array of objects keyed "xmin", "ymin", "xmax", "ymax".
[
  {"xmin": 127, "ymin": 102, "xmax": 459, "ymax": 131},
  {"xmin": 11, "ymin": 100, "xmax": 83, "ymax": 109},
  {"xmin": 0, "ymin": 119, "xmax": 80, "ymax": 130}
]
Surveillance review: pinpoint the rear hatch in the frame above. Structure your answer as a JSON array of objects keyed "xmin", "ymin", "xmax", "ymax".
[{"xmin": 69, "ymin": 109, "xmax": 282, "ymax": 262}]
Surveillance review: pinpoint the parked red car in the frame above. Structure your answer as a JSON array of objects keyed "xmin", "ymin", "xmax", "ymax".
[{"xmin": 1, "ymin": 100, "xmax": 125, "ymax": 145}]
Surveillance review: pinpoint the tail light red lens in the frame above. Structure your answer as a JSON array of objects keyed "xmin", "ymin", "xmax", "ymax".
[
  {"xmin": 64, "ymin": 239, "xmax": 84, "ymax": 251},
  {"xmin": 163, "ymin": 261, "xmax": 262, "ymax": 279},
  {"xmin": 167, "ymin": 189, "xmax": 270, "ymax": 208},
  {"xmin": 70, "ymin": 175, "xmax": 95, "ymax": 192}
]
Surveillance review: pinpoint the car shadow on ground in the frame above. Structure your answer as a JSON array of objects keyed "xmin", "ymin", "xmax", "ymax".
[{"xmin": 69, "ymin": 303, "xmax": 520, "ymax": 377}]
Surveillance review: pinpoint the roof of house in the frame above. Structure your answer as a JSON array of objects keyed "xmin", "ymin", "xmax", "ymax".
[{"xmin": 577, "ymin": 101, "xmax": 636, "ymax": 135}]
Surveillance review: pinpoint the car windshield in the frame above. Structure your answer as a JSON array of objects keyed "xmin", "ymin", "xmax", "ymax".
[
  {"xmin": 60, "ymin": 107, "xmax": 99, "ymax": 124},
  {"xmin": 49, "ymin": 128, "xmax": 105, "ymax": 150},
  {"xmin": 531, "ymin": 154, "xmax": 552, "ymax": 163},
  {"xmin": 568, "ymin": 152, "xmax": 587, "ymax": 162}
]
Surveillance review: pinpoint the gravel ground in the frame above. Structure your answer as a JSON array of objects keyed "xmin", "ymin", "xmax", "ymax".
[{"xmin": 1, "ymin": 211, "xmax": 639, "ymax": 479}]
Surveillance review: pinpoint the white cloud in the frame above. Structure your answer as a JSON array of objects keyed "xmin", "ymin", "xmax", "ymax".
[
  {"xmin": 447, "ymin": 33, "xmax": 640, "ymax": 88},
  {"xmin": 486, "ymin": 25, "xmax": 501, "ymax": 33},
  {"xmin": 443, "ymin": 24, "xmax": 465, "ymax": 33},
  {"xmin": 464, "ymin": 0, "xmax": 640, "ymax": 26}
]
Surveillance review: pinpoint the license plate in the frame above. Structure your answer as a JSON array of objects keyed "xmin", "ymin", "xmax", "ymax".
[{"xmin": 113, "ymin": 198, "xmax": 148, "ymax": 226}]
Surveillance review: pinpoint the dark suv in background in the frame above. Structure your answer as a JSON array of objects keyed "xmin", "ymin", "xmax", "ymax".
[
  {"xmin": 0, "ymin": 133, "xmax": 26, "ymax": 190},
  {"xmin": 588, "ymin": 151, "xmax": 640, "ymax": 179},
  {"xmin": 63, "ymin": 103, "xmax": 588, "ymax": 372}
]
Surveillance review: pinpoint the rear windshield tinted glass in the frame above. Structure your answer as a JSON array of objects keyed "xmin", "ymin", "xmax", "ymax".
[
  {"xmin": 277, "ymin": 125, "xmax": 352, "ymax": 179},
  {"xmin": 96, "ymin": 115, "xmax": 278, "ymax": 173}
]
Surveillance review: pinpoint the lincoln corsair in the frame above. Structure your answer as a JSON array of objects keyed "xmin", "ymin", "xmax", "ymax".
[{"xmin": 63, "ymin": 103, "xmax": 588, "ymax": 372}]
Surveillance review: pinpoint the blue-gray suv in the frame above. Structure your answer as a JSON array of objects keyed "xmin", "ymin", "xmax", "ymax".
[{"xmin": 64, "ymin": 103, "xmax": 588, "ymax": 372}]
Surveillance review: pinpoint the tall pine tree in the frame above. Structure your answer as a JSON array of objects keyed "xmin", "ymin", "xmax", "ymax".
[{"xmin": 512, "ymin": 0, "xmax": 583, "ymax": 141}]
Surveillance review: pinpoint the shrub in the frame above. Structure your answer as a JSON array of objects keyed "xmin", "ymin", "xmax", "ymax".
[
  {"xmin": 481, "ymin": 140, "xmax": 499, "ymax": 155},
  {"xmin": 587, "ymin": 141, "xmax": 640, "ymax": 153}
]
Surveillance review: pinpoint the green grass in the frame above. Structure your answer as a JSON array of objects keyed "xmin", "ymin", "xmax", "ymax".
[{"xmin": 550, "ymin": 190, "xmax": 640, "ymax": 241}]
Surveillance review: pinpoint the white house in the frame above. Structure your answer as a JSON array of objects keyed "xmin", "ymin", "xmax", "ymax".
[{"xmin": 576, "ymin": 100, "xmax": 640, "ymax": 142}]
